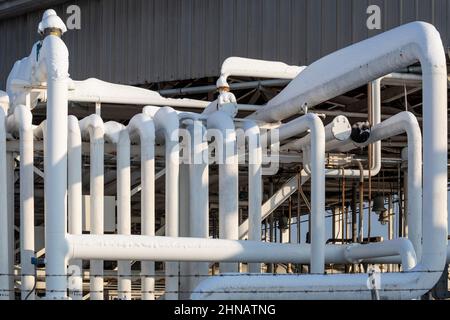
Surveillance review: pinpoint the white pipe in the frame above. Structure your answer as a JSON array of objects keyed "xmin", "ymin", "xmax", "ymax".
[
  {"xmin": 186, "ymin": 120, "xmax": 209, "ymax": 293},
  {"xmin": 104, "ymin": 121, "xmax": 131, "ymax": 300},
  {"xmin": 207, "ymin": 111, "xmax": 239, "ymax": 273},
  {"xmin": 127, "ymin": 113, "xmax": 155, "ymax": 300},
  {"xmin": 280, "ymin": 115, "xmax": 351, "ymax": 152},
  {"xmin": 7, "ymin": 105, "xmax": 35, "ymax": 299},
  {"xmin": 0, "ymin": 107, "xmax": 10, "ymax": 299},
  {"xmin": 79, "ymin": 114, "xmax": 104, "ymax": 300},
  {"xmin": 42, "ymin": 33, "xmax": 70, "ymax": 300},
  {"xmin": 144, "ymin": 106, "xmax": 180, "ymax": 300},
  {"xmin": 67, "ymin": 235, "xmax": 415, "ymax": 268},
  {"xmin": 344, "ymin": 239, "xmax": 417, "ymax": 271},
  {"xmin": 243, "ymin": 120, "xmax": 262, "ymax": 273},
  {"xmin": 6, "ymin": 153, "xmax": 15, "ymax": 298},
  {"xmin": 277, "ymin": 113, "xmax": 325, "ymax": 274},
  {"xmin": 67, "ymin": 116, "xmax": 82, "ymax": 300},
  {"xmin": 195, "ymin": 21, "xmax": 448, "ymax": 299},
  {"xmin": 220, "ymin": 57, "xmax": 306, "ymax": 80}
]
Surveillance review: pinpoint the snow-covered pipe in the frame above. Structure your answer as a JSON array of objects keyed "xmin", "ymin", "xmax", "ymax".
[
  {"xmin": 207, "ymin": 111, "xmax": 239, "ymax": 273},
  {"xmin": 144, "ymin": 106, "xmax": 180, "ymax": 300},
  {"xmin": 127, "ymin": 114, "xmax": 155, "ymax": 300},
  {"xmin": 344, "ymin": 239, "xmax": 417, "ymax": 271},
  {"xmin": 186, "ymin": 120, "xmax": 209, "ymax": 292},
  {"xmin": 194, "ymin": 22, "xmax": 448, "ymax": 299},
  {"xmin": 280, "ymin": 115, "xmax": 351, "ymax": 152},
  {"xmin": 67, "ymin": 116, "xmax": 82, "ymax": 299},
  {"xmin": 79, "ymin": 114, "xmax": 105, "ymax": 300},
  {"xmin": 41, "ymin": 32, "xmax": 70, "ymax": 300},
  {"xmin": 277, "ymin": 113, "xmax": 325, "ymax": 274},
  {"xmin": 0, "ymin": 107, "xmax": 9, "ymax": 299},
  {"xmin": 220, "ymin": 57, "xmax": 305, "ymax": 81},
  {"xmin": 7, "ymin": 105, "xmax": 35, "ymax": 299},
  {"xmin": 243, "ymin": 120, "xmax": 262, "ymax": 273},
  {"xmin": 67, "ymin": 235, "xmax": 415, "ymax": 268},
  {"xmin": 104, "ymin": 121, "xmax": 131, "ymax": 300}
]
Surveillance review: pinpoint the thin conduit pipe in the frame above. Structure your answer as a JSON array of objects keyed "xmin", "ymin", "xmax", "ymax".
[
  {"xmin": 195, "ymin": 21, "xmax": 447, "ymax": 299},
  {"xmin": 104, "ymin": 121, "xmax": 131, "ymax": 300},
  {"xmin": 67, "ymin": 116, "xmax": 82, "ymax": 300},
  {"xmin": 79, "ymin": 114, "xmax": 105, "ymax": 300},
  {"xmin": 144, "ymin": 106, "xmax": 180, "ymax": 300},
  {"xmin": 0, "ymin": 108, "xmax": 10, "ymax": 299},
  {"xmin": 207, "ymin": 111, "xmax": 239, "ymax": 273},
  {"xmin": 243, "ymin": 120, "xmax": 262, "ymax": 273},
  {"xmin": 127, "ymin": 113, "xmax": 155, "ymax": 300},
  {"xmin": 277, "ymin": 113, "xmax": 325, "ymax": 274},
  {"xmin": 7, "ymin": 105, "xmax": 35, "ymax": 300}
]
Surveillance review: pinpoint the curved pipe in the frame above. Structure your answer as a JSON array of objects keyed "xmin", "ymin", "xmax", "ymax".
[
  {"xmin": 198, "ymin": 22, "xmax": 447, "ymax": 299},
  {"xmin": 104, "ymin": 121, "xmax": 131, "ymax": 300},
  {"xmin": 68, "ymin": 116, "xmax": 82, "ymax": 300},
  {"xmin": 127, "ymin": 113, "xmax": 156, "ymax": 300},
  {"xmin": 207, "ymin": 111, "xmax": 239, "ymax": 273},
  {"xmin": 79, "ymin": 114, "xmax": 105, "ymax": 300},
  {"xmin": 144, "ymin": 106, "xmax": 180, "ymax": 300},
  {"xmin": 7, "ymin": 105, "xmax": 35, "ymax": 299},
  {"xmin": 277, "ymin": 113, "xmax": 325, "ymax": 274},
  {"xmin": 243, "ymin": 120, "xmax": 262, "ymax": 273}
]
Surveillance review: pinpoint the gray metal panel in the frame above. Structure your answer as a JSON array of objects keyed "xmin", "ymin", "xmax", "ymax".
[{"xmin": 1, "ymin": 0, "xmax": 450, "ymax": 88}]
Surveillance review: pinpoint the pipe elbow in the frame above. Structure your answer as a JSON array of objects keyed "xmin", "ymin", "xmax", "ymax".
[
  {"xmin": 152, "ymin": 106, "xmax": 179, "ymax": 142},
  {"xmin": 79, "ymin": 114, "xmax": 104, "ymax": 140},
  {"xmin": 7, "ymin": 105, "xmax": 33, "ymax": 134},
  {"xmin": 127, "ymin": 113, "xmax": 155, "ymax": 143},
  {"xmin": 104, "ymin": 121, "xmax": 125, "ymax": 144}
]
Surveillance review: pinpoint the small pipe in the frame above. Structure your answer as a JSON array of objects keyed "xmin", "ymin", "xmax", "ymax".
[
  {"xmin": 79, "ymin": 114, "xmax": 105, "ymax": 300},
  {"xmin": 207, "ymin": 111, "xmax": 239, "ymax": 273},
  {"xmin": 127, "ymin": 113, "xmax": 156, "ymax": 300},
  {"xmin": 104, "ymin": 121, "xmax": 131, "ymax": 300}
]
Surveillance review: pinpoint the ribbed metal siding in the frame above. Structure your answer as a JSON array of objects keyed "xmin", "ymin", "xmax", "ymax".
[{"xmin": 1, "ymin": 0, "xmax": 450, "ymax": 88}]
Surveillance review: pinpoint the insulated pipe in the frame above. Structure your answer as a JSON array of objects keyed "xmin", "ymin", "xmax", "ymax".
[
  {"xmin": 79, "ymin": 114, "xmax": 105, "ymax": 300},
  {"xmin": 186, "ymin": 120, "xmax": 209, "ymax": 293},
  {"xmin": 277, "ymin": 113, "xmax": 325, "ymax": 274},
  {"xmin": 41, "ymin": 33, "xmax": 70, "ymax": 300},
  {"xmin": 7, "ymin": 105, "xmax": 35, "ymax": 299},
  {"xmin": 143, "ymin": 106, "xmax": 180, "ymax": 300},
  {"xmin": 104, "ymin": 121, "xmax": 131, "ymax": 300},
  {"xmin": 207, "ymin": 111, "xmax": 239, "ymax": 273},
  {"xmin": 196, "ymin": 22, "xmax": 448, "ymax": 299},
  {"xmin": 67, "ymin": 235, "xmax": 415, "ymax": 268},
  {"xmin": 67, "ymin": 116, "xmax": 82, "ymax": 300},
  {"xmin": 344, "ymin": 239, "xmax": 417, "ymax": 271},
  {"xmin": 280, "ymin": 115, "xmax": 351, "ymax": 152},
  {"xmin": 243, "ymin": 120, "xmax": 263, "ymax": 273},
  {"xmin": 220, "ymin": 57, "xmax": 306, "ymax": 81},
  {"xmin": 0, "ymin": 107, "xmax": 10, "ymax": 300},
  {"xmin": 127, "ymin": 114, "xmax": 155, "ymax": 300}
]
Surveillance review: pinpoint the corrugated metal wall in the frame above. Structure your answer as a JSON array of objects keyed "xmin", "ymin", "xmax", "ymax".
[{"xmin": 1, "ymin": 0, "xmax": 450, "ymax": 88}]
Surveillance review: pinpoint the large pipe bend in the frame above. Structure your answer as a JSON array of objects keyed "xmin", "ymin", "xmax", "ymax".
[
  {"xmin": 145, "ymin": 106, "xmax": 180, "ymax": 300},
  {"xmin": 278, "ymin": 113, "xmax": 325, "ymax": 274},
  {"xmin": 79, "ymin": 114, "xmax": 105, "ymax": 300},
  {"xmin": 7, "ymin": 105, "xmax": 35, "ymax": 299},
  {"xmin": 207, "ymin": 111, "xmax": 239, "ymax": 273},
  {"xmin": 194, "ymin": 22, "xmax": 447, "ymax": 300},
  {"xmin": 127, "ymin": 113, "xmax": 156, "ymax": 300}
]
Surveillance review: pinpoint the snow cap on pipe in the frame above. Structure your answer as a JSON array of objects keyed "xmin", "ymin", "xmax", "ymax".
[
  {"xmin": 38, "ymin": 9, "xmax": 67, "ymax": 35},
  {"xmin": 216, "ymin": 75, "xmax": 230, "ymax": 89}
]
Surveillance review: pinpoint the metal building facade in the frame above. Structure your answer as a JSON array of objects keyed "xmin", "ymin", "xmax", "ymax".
[{"xmin": 1, "ymin": 0, "xmax": 450, "ymax": 88}]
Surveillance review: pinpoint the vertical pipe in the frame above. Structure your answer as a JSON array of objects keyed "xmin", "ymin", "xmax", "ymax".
[
  {"xmin": 188, "ymin": 120, "xmax": 209, "ymax": 294},
  {"xmin": 245, "ymin": 120, "xmax": 262, "ymax": 274},
  {"xmin": 117, "ymin": 129, "xmax": 131, "ymax": 300},
  {"xmin": 178, "ymin": 163, "xmax": 190, "ymax": 299},
  {"xmin": 68, "ymin": 116, "xmax": 82, "ymax": 300},
  {"xmin": 6, "ymin": 153, "xmax": 15, "ymax": 298},
  {"xmin": 351, "ymin": 184, "xmax": 357, "ymax": 243},
  {"xmin": 12, "ymin": 106, "xmax": 35, "ymax": 300},
  {"xmin": 44, "ymin": 35, "xmax": 69, "ymax": 299},
  {"xmin": 0, "ymin": 108, "xmax": 9, "ymax": 299},
  {"xmin": 207, "ymin": 111, "xmax": 239, "ymax": 273}
]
